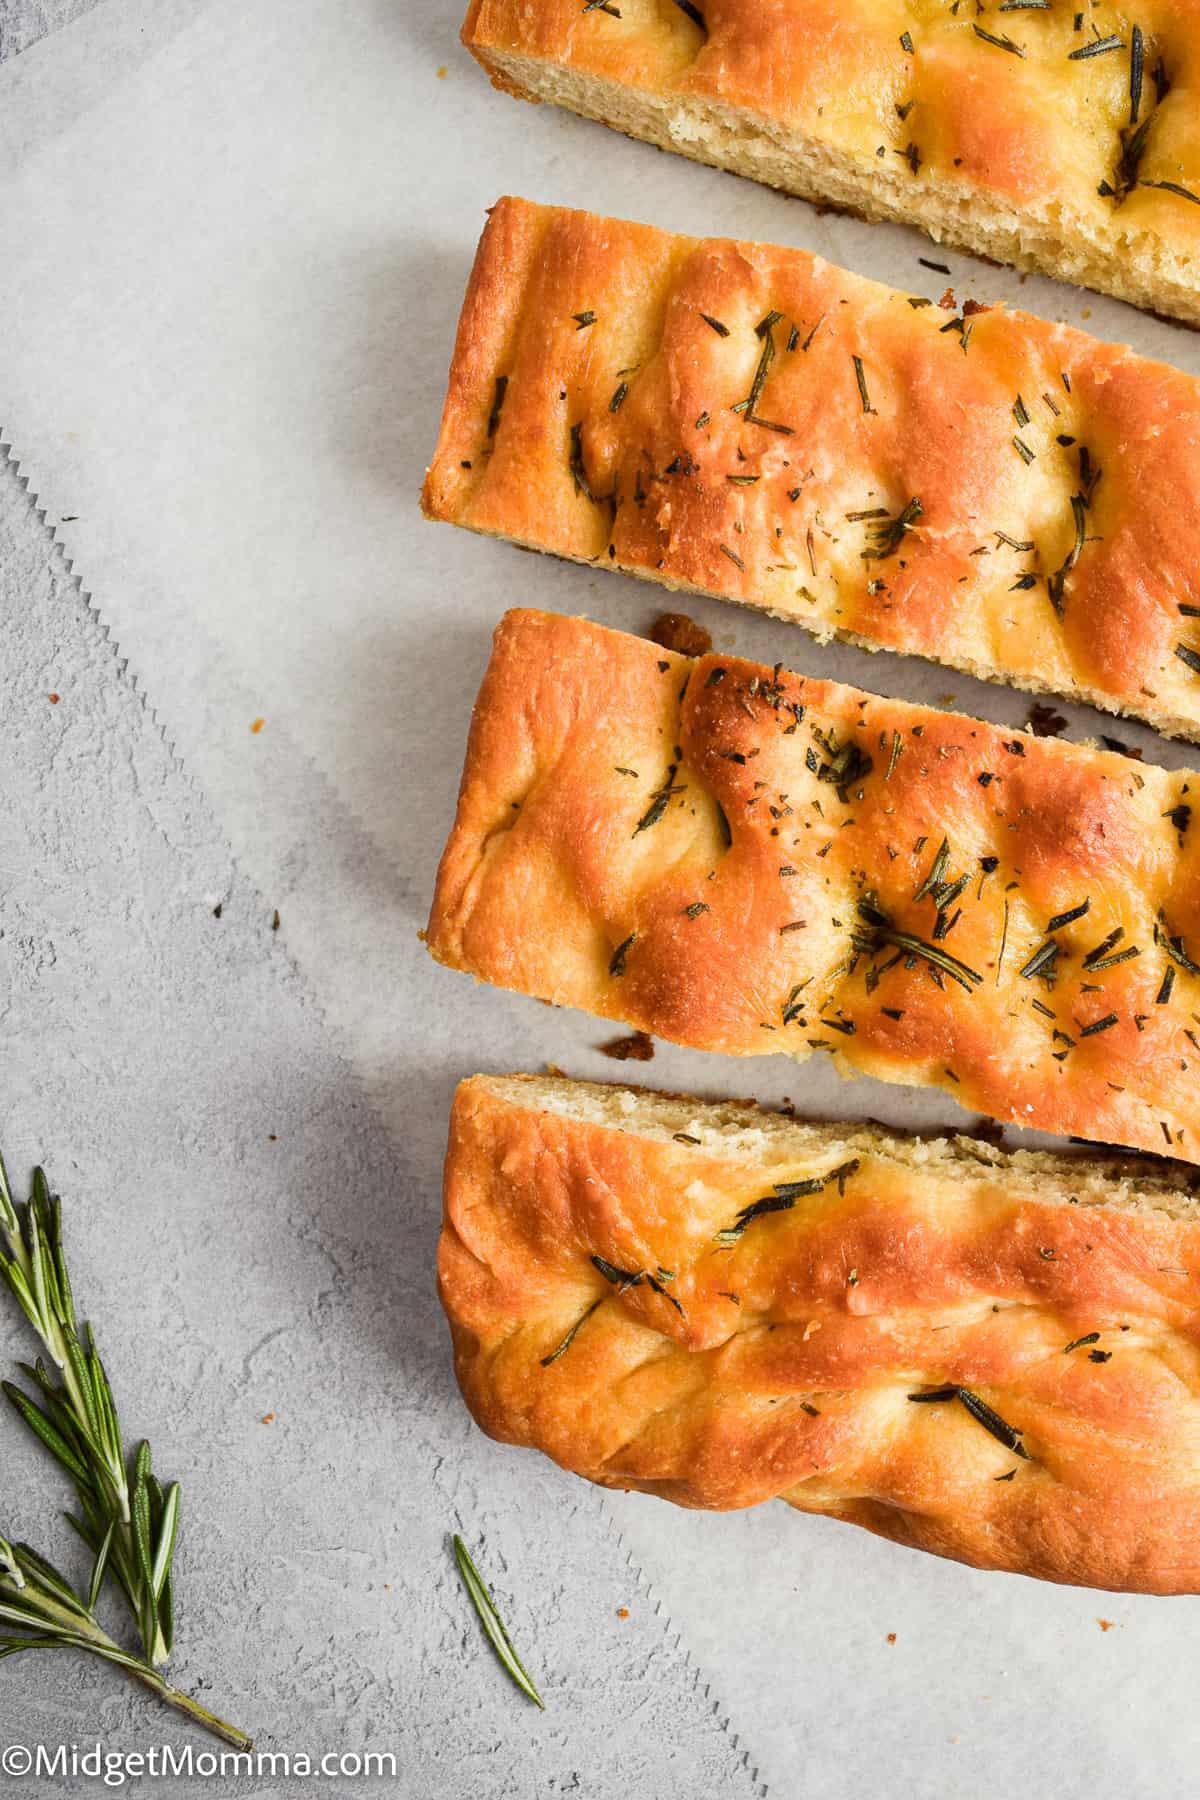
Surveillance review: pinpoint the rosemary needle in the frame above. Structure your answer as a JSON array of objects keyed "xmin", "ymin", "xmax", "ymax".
[
  {"xmin": 0, "ymin": 1153, "xmax": 250, "ymax": 1749},
  {"xmin": 452, "ymin": 1535, "xmax": 545, "ymax": 1709}
]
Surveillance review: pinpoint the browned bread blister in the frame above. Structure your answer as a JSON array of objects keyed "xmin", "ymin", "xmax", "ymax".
[
  {"xmin": 423, "ymin": 199, "xmax": 1200, "ymax": 742},
  {"xmin": 441, "ymin": 1074, "xmax": 1200, "ymax": 1593},
  {"xmin": 426, "ymin": 609, "xmax": 1200, "ymax": 1162},
  {"xmin": 460, "ymin": 7, "xmax": 1200, "ymax": 324}
]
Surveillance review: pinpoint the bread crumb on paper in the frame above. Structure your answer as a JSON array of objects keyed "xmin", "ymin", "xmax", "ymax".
[{"xmin": 598, "ymin": 1030, "xmax": 654, "ymax": 1062}]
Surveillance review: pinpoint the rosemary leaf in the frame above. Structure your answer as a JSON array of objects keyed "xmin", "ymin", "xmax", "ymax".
[
  {"xmin": 452, "ymin": 1536, "xmax": 545, "ymax": 1710},
  {"xmin": 1143, "ymin": 180, "xmax": 1200, "ymax": 208},
  {"xmin": 540, "ymin": 1298, "xmax": 602, "ymax": 1366},
  {"xmin": 974, "ymin": 24, "xmax": 1025, "ymax": 54},
  {"xmin": 1069, "ymin": 33, "xmax": 1123, "ymax": 59},
  {"xmin": 907, "ymin": 1385, "xmax": 1031, "ymax": 1456},
  {"xmin": 716, "ymin": 1158, "xmax": 859, "ymax": 1244}
]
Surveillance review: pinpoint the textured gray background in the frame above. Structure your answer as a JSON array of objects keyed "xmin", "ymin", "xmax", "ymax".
[
  {"xmin": 0, "ymin": 4, "xmax": 765, "ymax": 1795},
  {"xmin": 0, "ymin": 0, "xmax": 92, "ymax": 60}
]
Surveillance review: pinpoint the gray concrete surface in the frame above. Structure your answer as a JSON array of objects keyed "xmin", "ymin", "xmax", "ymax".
[{"xmin": 0, "ymin": 0, "xmax": 97, "ymax": 61}]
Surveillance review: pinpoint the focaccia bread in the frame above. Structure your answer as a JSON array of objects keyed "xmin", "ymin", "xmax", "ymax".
[
  {"xmin": 441, "ymin": 1073, "xmax": 1200, "ymax": 1593},
  {"xmin": 460, "ymin": 4, "xmax": 1200, "ymax": 324},
  {"xmin": 423, "ymin": 200, "xmax": 1200, "ymax": 742},
  {"xmin": 426, "ymin": 609, "xmax": 1200, "ymax": 1162}
]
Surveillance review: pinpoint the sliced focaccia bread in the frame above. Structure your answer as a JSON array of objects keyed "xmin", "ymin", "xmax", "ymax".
[
  {"xmin": 423, "ymin": 198, "xmax": 1200, "ymax": 743},
  {"xmin": 426, "ymin": 609, "xmax": 1200, "ymax": 1162},
  {"xmin": 461, "ymin": 6, "xmax": 1200, "ymax": 324},
  {"xmin": 441, "ymin": 1072, "xmax": 1200, "ymax": 1592}
]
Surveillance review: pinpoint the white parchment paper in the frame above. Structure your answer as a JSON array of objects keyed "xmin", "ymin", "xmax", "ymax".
[{"xmin": 3, "ymin": 2, "xmax": 1200, "ymax": 1791}]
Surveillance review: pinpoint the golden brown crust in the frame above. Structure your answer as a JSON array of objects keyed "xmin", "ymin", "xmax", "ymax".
[
  {"xmin": 427, "ymin": 609, "xmax": 1200, "ymax": 1161},
  {"xmin": 460, "ymin": 6, "xmax": 1200, "ymax": 322},
  {"xmin": 423, "ymin": 198, "xmax": 1200, "ymax": 742},
  {"xmin": 441, "ymin": 1074, "xmax": 1200, "ymax": 1593}
]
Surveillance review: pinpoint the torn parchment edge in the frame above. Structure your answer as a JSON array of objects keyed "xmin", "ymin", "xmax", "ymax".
[{"xmin": 0, "ymin": 426, "xmax": 772, "ymax": 1797}]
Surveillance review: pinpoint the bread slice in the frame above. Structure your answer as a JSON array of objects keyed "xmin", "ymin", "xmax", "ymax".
[
  {"xmin": 426, "ymin": 608, "xmax": 1200, "ymax": 1162},
  {"xmin": 423, "ymin": 198, "xmax": 1200, "ymax": 743},
  {"xmin": 461, "ymin": 4, "xmax": 1200, "ymax": 325},
  {"xmin": 441, "ymin": 1071, "xmax": 1200, "ymax": 1591}
]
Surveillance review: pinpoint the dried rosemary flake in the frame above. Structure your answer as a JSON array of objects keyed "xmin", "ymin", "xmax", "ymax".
[
  {"xmin": 486, "ymin": 375, "xmax": 509, "ymax": 438},
  {"xmin": 569, "ymin": 422, "xmax": 600, "ymax": 502},
  {"xmin": 591, "ymin": 1254, "xmax": 643, "ymax": 1290},
  {"xmin": 633, "ymin": 764, "xmax": 683, "ymax": 835},
  {"xmin": 973, "ymin": 23, "xmax": 1025, "ymax": 54},
  {"xmin": 1155, "ymin": 913, "xmax": 1200, "ymax": 977},
  {"xmin": 852, "ymin": 355, "xmax": 876, "ymax": 415},
  {"xmin": 1046, "ymin": 899, "xmax": 1090, "ymax": 932},
  {"xmin": 913, "ymin": 837, "xmax": 951, "ymax": 902},
  {"xmin": 1019, "ymin": 940, "xmax": 1060, "ymax": 982},
  {"xmin": 1069, "ymin": 32, "xmax": 1123, "ymax": 58},
  {"xmin": 1048, "ymin": 494, "xmax": 1088, "ymax": 617},
  {"xmin": 1142, "ymin": 180, "xmax": 1200, "ymax": 208},
  {"xmin": 862, "ymin": 497, "xmax": 922, "ymax": 561},
  {"xmin": 645, "ymin": 1272, "xmax": 685, "ymax": 1315},
  {"xmin": 541, "ymin": 1298, "xmax": 602, "ymax": 1365},
  {"xmin": 715, "ymin": 1157, "xmax": 860, "ymax": 1243},
  {"xmin": 608, "ymin": 933, "xmax": 637, "ymax": 977},
  {"xmin": 1129, "ymin": 22, "xmax": 1145, "ymax": 122},
  {"xmin": 908, "ymin": 1385, "xmax": 1031, "ymax": 1457},
  {"xmin": 1085, "ymin": 945, "xmax": 1140, "ymax": 973}
]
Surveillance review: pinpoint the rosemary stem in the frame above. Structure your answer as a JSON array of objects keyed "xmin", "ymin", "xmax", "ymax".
[
  {"xmin": 122, "ymin": 1664, "xmax": 254, "ymax": 1752},
  {"xmin": 4, "ymin": 1583, "xmax": 250, "ymax": 1751}
]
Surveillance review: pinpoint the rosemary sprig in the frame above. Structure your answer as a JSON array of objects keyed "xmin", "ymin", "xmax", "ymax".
[
  {"xmin": 0, "ymin": 1156, "xmax": 250, "ymax": 1749},
  {"xmin": 452, "ymin": 1535, "xmax": 544, "ymax": 1709}
]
